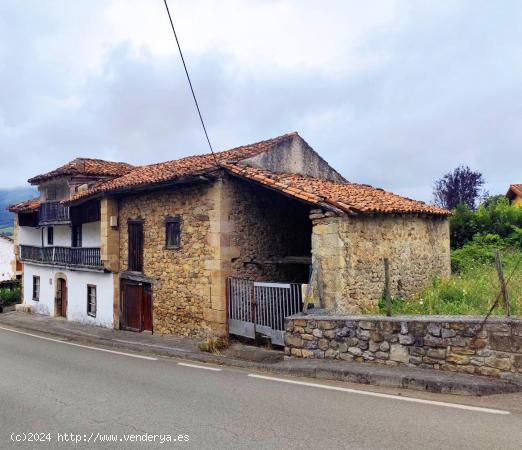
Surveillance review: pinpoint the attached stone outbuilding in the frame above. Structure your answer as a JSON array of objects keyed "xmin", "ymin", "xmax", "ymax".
[{"xmin": 60, "ymin": 132, "xmax": 450, "ymax": 338}]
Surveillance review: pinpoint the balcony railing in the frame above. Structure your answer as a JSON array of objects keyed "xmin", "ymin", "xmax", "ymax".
[
  {"xmin": 39, "ymin": 201, "xmax": 70, "ymax": 224},
  {"xmin": 20, "ymin": 245, "xmax": 103, "ymax": 268}
]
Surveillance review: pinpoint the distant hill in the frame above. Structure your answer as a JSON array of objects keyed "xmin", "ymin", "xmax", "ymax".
[{"xmin": 0, "ymin": 187, "xmax": 38, "ymax": 236}]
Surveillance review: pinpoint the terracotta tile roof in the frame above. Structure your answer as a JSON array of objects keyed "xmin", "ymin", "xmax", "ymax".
[
  {"xmin": 8, "ymin": 197, "xmax": 41, "ymax": 213},
  {"xmin": 506, "ymin": 184, "xmax": 522, "ymax": 199},
  {"xmin": 28, "ymin": 158, "xmax": 134, "ymax": 184},
  {"xmin": 224, "ymin": 164, "xmax": 450, "ymax": 216},
  {"xmin": 67, "ymin": 132, "xmax": 298, "ymax": 203}
]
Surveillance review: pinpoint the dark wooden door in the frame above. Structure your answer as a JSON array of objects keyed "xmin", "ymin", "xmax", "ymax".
[
  {"xmin": 128, "ymin": 221, "xmax": 144, "ymax": 272},
  {"xmin": 121, "ymin": 281, "xmax": 153, "ymax": 333},
  {"xmin": 122, "ymin": 283, "xmax": 142, "ymax": 331},
  {"xmin": 142, "ymin": 284, "xmax": 153, "ymax": 332},
  {"xmin": 56, "ymin": 278, "xmax": 67, "ymax": 318}
]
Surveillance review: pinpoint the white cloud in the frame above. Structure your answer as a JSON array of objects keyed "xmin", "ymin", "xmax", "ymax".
[{"xmin": 1, "ymin": 0, "xmax": 522, "ymax": 204}]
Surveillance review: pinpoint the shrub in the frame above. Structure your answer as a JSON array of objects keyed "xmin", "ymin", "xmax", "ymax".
[{"xmin": 0, "ymin": 287, "xmax": 21, "ymax": 304}]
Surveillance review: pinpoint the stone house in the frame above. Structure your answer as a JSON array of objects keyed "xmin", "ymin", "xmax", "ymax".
[{"xmin": 10, "ymin": 132, "xmax": 450, "ymax": 340}]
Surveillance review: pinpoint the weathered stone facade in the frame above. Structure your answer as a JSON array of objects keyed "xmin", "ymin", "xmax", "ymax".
[
  {"xmin": 285, "ymin": 315, "xmax": 522, "ymax": 383},
  {"xmin": 311, "ymin": 212, "xmax": 450, "ymax": 312},
  {"xmin": 116, "ymin": 175, "xmax": 314, "ymax": 338},
  {"xmin": 119, "ymin": 183, "xmax": 220, "ymax": 337}
]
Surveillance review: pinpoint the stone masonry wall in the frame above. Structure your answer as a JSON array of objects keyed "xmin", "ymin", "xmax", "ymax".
[
  {"xmin": 311, "ymin": 213, "xmax": 450, "ymax": 313},
  {"xmin": 285, "ymin": 315, "xmax": 522, "ymax": 383},
  {"xmin": 119, "ymin": 183, "xmax": 223, "ymax": 337},
  {"xmin": 227, "ymin": 177, "xmax": 312, "ymax": 283}
]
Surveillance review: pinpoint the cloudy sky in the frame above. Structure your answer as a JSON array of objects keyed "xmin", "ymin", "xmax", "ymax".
[{"xmin": 1, "ymin": 0, "xmax": 521, "ymax": 201}]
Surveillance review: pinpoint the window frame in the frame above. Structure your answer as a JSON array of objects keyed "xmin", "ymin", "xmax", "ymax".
[
  {"xmin": 32, "ymin": 276, "xmax": 40, "ymax": 301},
  {"xmin": 47, "ymin": 227, "xmax": 54, "ymax": 246},
  {"xmin": 87, "ymin": 284, "xmax": 97, "ymax": 317},
  {"xmin": 165, "ymin": 215, "xmax": 182, "ymax": 250},
  {"xmin": 46, "ymin": 185, "xmax": 57, "ymax": 201},
  {"xmin": 128, "ymin": 219, "xmax": 144, "ymax": 272},
  {"xmin": 72, "ymin": 224, "xmax": 82, "ymax": 248}
]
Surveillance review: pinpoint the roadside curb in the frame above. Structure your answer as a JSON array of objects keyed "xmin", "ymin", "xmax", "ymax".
[{"xmin": 1, "ymin": 316, "xmax": 520, "ymax": 397}]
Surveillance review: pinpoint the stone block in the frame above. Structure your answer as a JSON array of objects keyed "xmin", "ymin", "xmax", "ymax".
[
  {"xmin": 441, "ymin": 328, "xmax": 456, "ymax": 338},
  {"xmin": 362, "ymin": 351, "xmax": 375, "ymax": 361},
  {"xmin": 337, "ymin": 342, "xmax": 348, "ymax": 353},
  {"xmin": 359, "ymin": 321, "xmax": 375, "ymax": 330},
  {"xmin": 489, "ymin": 334, "xmax": 512, "ymax": 352},
  {"xmin": 485, "ymin": 356, "xmax": 512, "ymax": 371},
  {"xmin": 285, "ymin": 334, "xmax": 304, "ymax": 348},
  {"xmin": 375, "ymin": 351, "xmax": 389, "ymax": 360},
  {"xmin": 323, "ymin": 330, "xmax": 337, "ymax": 339},
  {"xmin": 390, "ymin": 344, "xmax": 409, "ymax": 363},
  {"xmin": 370, "ymin": 331, "xmax": 384, "ymax": 342},
  {"xmin": 369, "ymin": 341, "xmax": 380, "ymax": 353},
  {"xmin": 379, "ymin": 341, "xmax": 390, "ymax": 352},
  {"xmin": 398, "ymin": 334, "xmax": 415, "ymax": 345},
  {"xmin": 426, "ymin": 348, "xmax": 446, "ymax": 360},
  {"xmin": 446, "ymin": 354, "xmax": 470, "ymax": 365},
  {"xmin": 301, "ymin": 349, "xmax": 314, "ymax": 358},
  {"xmin": 348, "ymin": 347, "xmax": 363, "ymax": 356},
  {"xmin": 427, "ymin": 323, "xmax": 441, "ymax": 337},
  {"xmin": 317, "ymin": 320, "xmax": 336, "ymax": 330},
  {"xmin": 290, "ymin": 348, "xmax": 302, "ymax": 357},
  {"xmin": 318, "ymin": 339, "xmax": 329, "ymax": 351},
  {"xmin": 325, "ymin": 349, "xmax": 338, "ymax": 359},
  {"xmin": 312, "ymin": 328, "xmax": 323, "ymax": 338},
  {"xmin": 339, "ymin": 353, "xmax": 354, "ymax": 361}
]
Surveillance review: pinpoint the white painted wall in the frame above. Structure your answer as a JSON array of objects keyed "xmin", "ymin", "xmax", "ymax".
[
  {"xmin": 0, "ymin": 237, "xmax": 14, "ymax": 280},
  {"xmin": 43, "ymin": 225, "xmax": 70, "ymax": 247},
  {"xmin": 22, "ymin": 263, "xmax": 114, "ymax": 327},
  {"xmin": 18, "ymin": 226, "xmax": 41, "ymax": 246},
  {"xmin": 82, "ymin": 221, "xmax": 101, "ymax": 247}
]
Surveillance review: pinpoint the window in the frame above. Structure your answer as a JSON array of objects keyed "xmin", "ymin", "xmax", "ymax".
[
  {"xmin": 47, "ymin": 227, "xmax": 54, "ymax": 246},
  {"xmin": 165, "ymin": 216, "xmax": 181, "ymax": 249},
  {"xmin": 87, "ymin": 285, "xmax": 97, "ymax": 317},
  {"xmin": 128, "ymin": 220, "xmax": 144, "ymax": 272},
  {"xmin": 72, "ymin": 224, "xmax": 82, "ymax": 247},
  {"xmin": 47, "ymin": 185, "xmax": 57, "ymax": 201},
  {"xmin": 32, "ymin": 276, "xmax": 40, "ymax": 301}
]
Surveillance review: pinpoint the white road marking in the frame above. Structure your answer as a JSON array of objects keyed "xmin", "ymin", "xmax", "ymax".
[
  {"xmin": 178, "ymin": 362, "xmax": 222, "ymax": 371},
  {"xmin": 248, "ymin": 374, "xmax": 511, "ymax": 415},
  {"xmin": 0, "ymin": 326, "xmax": 158, "ymax": 361}
]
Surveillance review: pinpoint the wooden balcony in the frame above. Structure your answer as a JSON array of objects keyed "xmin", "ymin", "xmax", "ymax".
[
  {"xmin": 20, "ymin": 245, "xmax": 103, "ymax": 269},
  {"xmin": 39, "ymin": 201, "xmax": 70, "ymax": 225}
]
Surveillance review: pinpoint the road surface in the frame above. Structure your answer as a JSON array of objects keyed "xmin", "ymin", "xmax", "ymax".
[{"xmin": 0, "ymin": 326, "xmax": 521, "ymax": 449}]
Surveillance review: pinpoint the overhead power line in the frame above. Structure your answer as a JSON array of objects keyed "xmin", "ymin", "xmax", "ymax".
[{"xmin": 162, "ymin": 0, "xmax": 218, "ymax": 163}]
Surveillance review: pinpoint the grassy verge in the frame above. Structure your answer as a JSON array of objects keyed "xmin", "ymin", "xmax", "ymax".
[{"xmin": 371, "ymin": 245, "xmax": 522, "ymax": 316}]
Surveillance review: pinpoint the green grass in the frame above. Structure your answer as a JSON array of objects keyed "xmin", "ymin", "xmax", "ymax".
[
  {"xmin": 379, "ymin": 251, "xmax": 522, "ymax": 316},
  {"xmin": 368, "ymin": 248, "xmax": 522, "ymax": 316}
]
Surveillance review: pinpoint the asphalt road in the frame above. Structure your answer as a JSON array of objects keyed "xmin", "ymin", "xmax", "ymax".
[{"xmin": 1, "ymin": 326, "xmax": 521, "ymax": 450}]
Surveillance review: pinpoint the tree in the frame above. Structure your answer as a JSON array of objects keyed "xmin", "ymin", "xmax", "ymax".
[{"xmin": 433, "ymin": 166, "xmax": 486, "ymax": 210}]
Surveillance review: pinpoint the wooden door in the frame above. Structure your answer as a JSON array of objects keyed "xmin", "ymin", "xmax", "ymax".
[
  {"xmin": 142, "ymin": 284, "xmax": 153, "ymax": 332},
  {"xmin": 122, "ymin": 282, "xmax": 142, "ymax": 331},
  {"xmin": 128, "ymin": 221, "xmax": 144, "ymax": 272},
  {"xmin": 56, "ymin": 278, "xmax": 67, "ymax": 318},
  {"xmin": 121, "ymin": 281, "xmax": 153, "ymax": 333}
]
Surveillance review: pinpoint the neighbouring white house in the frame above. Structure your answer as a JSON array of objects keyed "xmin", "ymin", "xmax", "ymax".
[
  {"xmin": 0, "ymin": 234, "xmax": 14, "ymax": 280},
  {"xmin": 9, "ymin": 158, "xmax": 134, "ymax": 327}
]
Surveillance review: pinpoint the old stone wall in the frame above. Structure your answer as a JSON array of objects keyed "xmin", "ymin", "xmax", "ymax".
[
  {"xmin": 227, "ymin": 176, "xmax": 312, "ymax": 283},
  {"xmin": 119, "ymin": 182, "xmax": 223, "ymax": 337},
  {"xmin": 311, "ymin": 213, "xmax": 450, "ymax": 313},
  {"xmin": 285, "ymin": 315, "xmax": 522, "ymax": 383}
]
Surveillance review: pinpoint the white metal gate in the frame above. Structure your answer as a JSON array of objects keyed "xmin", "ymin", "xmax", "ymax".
[{"xmin": 227, "ymin": 278, "xmax": 303, "ymax": 346}]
